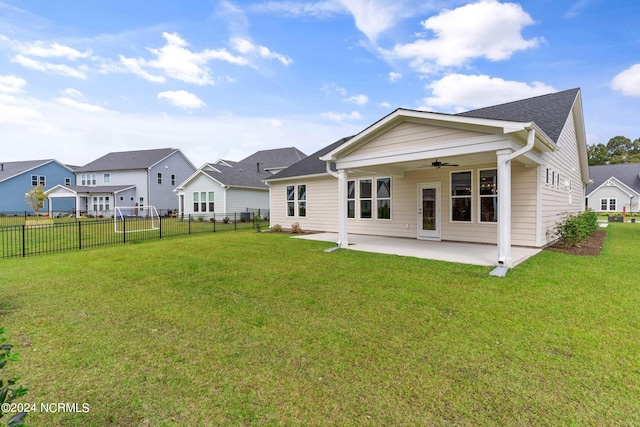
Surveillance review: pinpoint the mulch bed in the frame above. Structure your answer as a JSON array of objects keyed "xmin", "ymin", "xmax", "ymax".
[{"xmin": 544, "ymin": 229, "xmax": 606, "ymax": 256}]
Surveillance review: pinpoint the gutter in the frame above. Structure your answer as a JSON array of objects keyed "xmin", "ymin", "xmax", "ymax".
[{"xmin": 325, "ymin": 161, "xmax": 338, "ymax": 178}]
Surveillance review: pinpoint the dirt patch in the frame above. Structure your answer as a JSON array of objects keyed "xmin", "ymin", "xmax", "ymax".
[{"xmin": 544, "ymin": 229, "xmax": 606, "ymax": 256}]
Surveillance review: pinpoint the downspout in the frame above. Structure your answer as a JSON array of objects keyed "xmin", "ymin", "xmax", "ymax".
[
  {"xmin": 494, "ymin": 126, "xmax": 536, "ymax": 270},
  {"xmin": 325, "ymin": 161, "xmax": 338, "ymax": 178},
  {"xmin": 325, "ymin": 161, "xmax": 347, "ymax": 248}
]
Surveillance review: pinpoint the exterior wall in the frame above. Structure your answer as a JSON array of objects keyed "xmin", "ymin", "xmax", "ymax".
[
  {"xmin": 538, "ymin": 113, "xmax": 586, "ymax": 246},
  {"xmin": 350, "ymin": 121, "xmax": 487, "ymax": 157},
  {"xmin": 269, "ymin": 162, "xmax": 540, "ymax": 246},
  {"xmin": 1, "ymin": 162, "xmax": 75, "ymax": 212},
  {"xmin": 80, "ymin": 170, "xmax": 148, "ymax": 206},
  {"xmin": 225, "ymin": 188, "xmax": 269, "ymax": 215},
  {"xmin": 149, "ymin": 152, "xmax": 196, "ymax": 210},
  {"xmin": 588, "ymin": 186, "xmax": 636, "ymax": 212}
]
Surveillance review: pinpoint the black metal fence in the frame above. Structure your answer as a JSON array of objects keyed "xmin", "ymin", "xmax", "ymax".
[{"xmin": 0, "ymin": 211, "xmax": 269, "ymax": 259}]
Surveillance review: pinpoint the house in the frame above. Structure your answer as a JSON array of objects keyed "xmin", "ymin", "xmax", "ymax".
[
  {"xmin": 266, "ymin": 88, "xmax": 590, "ymax": 272},
  {"xmin": 0, "ymin": 159, "xmax": 76, "ymax": 213},
  {"xmin": 586, "ymin": 163, "xmax": 640, "ymax": 213},
  {"xmin": 46, "ymin": 148, "xmax": 196, "ymax": 217},
  {"xmin": 174, "ymin": 147, "xmax": 306, "ymax": 218}
]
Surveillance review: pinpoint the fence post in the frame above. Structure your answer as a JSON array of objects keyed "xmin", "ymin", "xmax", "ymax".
[
  {"xmin": 188, "ymin": 214, "xmax": 191, "ymax": 235},
  {"xmin": 213, "ymin": 213, "xmax": 216, "ymax": 232},
  {"xmin": 234, "ymin": 213, "xmax": 237, "ymax": 230},
  {"xmin": 159, "ymin": 216, "xmax": 162, "ymax": 239},
  {"xmin": 22, "ymin": 225, "xmax": 26, "ymax": 258},
  {"xmin": 78, "ymin": 221, "xmax": 82, "ymax": 250},
  {"xmin": 123, "ymin": 217, "xmax": 127, "ymax": 244}
]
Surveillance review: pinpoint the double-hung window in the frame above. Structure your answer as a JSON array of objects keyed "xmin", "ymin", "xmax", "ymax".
[
  {"xmin": 208, "ymin": 192, "xmax": 215, "ymax": 212},
  {"xmin": 104, "ymin": 173, "xmax": 110, "ymax": 184},
  {"xmin": 347, "ymin": 180, "xmax": 356, "ymax": 218},
  {"xmin": 359, "ymin": 179, "xmax": 372, "ymax": 219},
  {"xmin": 376, "ymin": 178, "xmax": 391, "ymax": 220},
  {"xmin": 286, "ymin": 184, "xmax": 307, "ymax": 217},
  {"xmin": 157, "ymin": 173, "xmax": 163, "ymax": 185},
  {"xmin": 451, "ymin": 171, "xmax": 472, "ymax": 222},
  {"xmin": 479, "ymin": 169, "xmax": 497, "ymax": 223},
  {"xmin": 193, "ymin": 193, "xmax": 199, "ymax": 212},
  {"xmin": 600, "ymin": 198, "xmax": 616, "ymax": 211},
  {"xmin": 31, "ymin": 175, "xmax": 38, "ymax": 186}
]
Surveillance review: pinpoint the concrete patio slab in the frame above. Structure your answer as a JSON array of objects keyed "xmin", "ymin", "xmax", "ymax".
[{"xmin": 293, "ymin": 233, "xmax": 541, "ymax": 267}]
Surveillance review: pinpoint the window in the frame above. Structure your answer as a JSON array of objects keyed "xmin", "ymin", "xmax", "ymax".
[
  {"xmin": 105, "ymin": 196, "xmax": 110, "ymax": 211},
  {"xmin": 208, "ymin": 192, "xmax": 215, "ymax": 212},
  {"xmin": 298, "ymin": 185, "xmax": 306, "ymax": 217},
  {"xmin": 200, "ymin": 192, "xmax": 206, "ymax": 212},
  {"xmin": 171, "ymin": 174, "xmax": 176, "ymax": 185},
  {"xmin": 157, "ymin": 173, "xmax": 162, "ymax": 185},
  {"xmin": 600, "ymin": 198, "xmax": 617, "ymax": 211},
  {"xmin": 347, "ymin": 180, "xmax": 355, "ymax": 218},
  {"xmin": 82, "ymin": 173, "xmax": 96, "ymax": 186},
  {"xmin": 451, "ymin": 171, "xmax": 472, "ymax": 222},
  {"xmin": 39, "ymin": 176, "xmax": 45, "ymax": 186},
  {"xmin": 65, "ymin": 178, "xmax": 71, "ymax": 186},
  {"xmin": 104, "ymin": 173, "xmax": 110, "ymax": 184},
  {"xmin": 359, "ymin": 179, "xmax": 372, "ymax": 219},
  {"xmin": 286, "ymin": 184, "xmax": 307, "ymax": 217},
  {"xmin": 545, "ymin": 168, "xmax": 550, "ymax": 185},
  {"xmin": 286, "ymin": 185, "xmax": 295, "ymax": 217},
  {"xmin": 193, "ymin": 193, "xmax": 199, "ymax": 212},
  {"xmin": 31, "ymin": 175, "xmax": 38, "ymax": 186},
  {"xmin": 139, "ymin": 197, "xmax": 144, "ymax": 208},
  {"xmin": 376, "ymin": 178, "xmax": 391, "ymax": 220},
  {"xmin": 479, "ymin": 169, "xmax": 497, "ymax": 222},
  {"xmin": 556, "ymin": 173, "xmax": 560, "ymax": 189},
  {"xmin": 552, "ymin": 171, "xmax": 556, "ymax": 187}
]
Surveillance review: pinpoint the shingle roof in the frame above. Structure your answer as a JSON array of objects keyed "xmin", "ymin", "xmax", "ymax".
[
  {"xmin": 203, "ymin": 160, "xmax": 273, "ymax": 189},
  {"xmin": 74, "ymin": 148, "xmax": 179, "ymax": 172},
  {"xmin": 269, "ymin": 89, "xmax": 580, "ymax": 180},
  {"xmin": 587, "ymin": 163, "xmax": 640, "ymax": 195},
  {"xmin": 267, "ymin": 137, "xmax": 353, "ymax": 180},
  {"xmin": 457, "ymin": 88, "xmax": 580, "ymax": 143},
  {"xmin": 240, "ymin": 147, "xmax": 307, "ymax": 171},
  {"xmin": 0, "ymin": 159, "xmax": 59, "ymax": 182}
]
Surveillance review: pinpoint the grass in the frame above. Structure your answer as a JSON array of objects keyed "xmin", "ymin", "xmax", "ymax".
[{"xmin": 0, "ymin": 225, "xmax": 639, "ymax": 425}]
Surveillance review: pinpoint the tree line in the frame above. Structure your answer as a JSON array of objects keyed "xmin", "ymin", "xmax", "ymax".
[{"xmin": 588, "ymin": 136, "xmax": 640, "ymax": 165}]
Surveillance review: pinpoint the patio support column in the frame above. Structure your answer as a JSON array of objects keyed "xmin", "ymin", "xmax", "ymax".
[
  {"xmin": 496, "ymin": 149, "xmax": 513, "ymax": 268},
  {"xmin": 337, "ymin": 168, "xmax": 349, "ymax": 248},
  {"xmin": 75, "ymin": 196, "xmax": 81, "ymax": 218}
]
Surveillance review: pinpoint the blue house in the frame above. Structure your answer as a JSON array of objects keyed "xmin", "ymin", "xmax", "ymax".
[{"xmin": 0, "ymin": 160, "xmax": 76, "ymax": 214}]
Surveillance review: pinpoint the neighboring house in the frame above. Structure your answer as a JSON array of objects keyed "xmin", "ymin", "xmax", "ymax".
[
  {"xmin": 586, "ymin": 163, "xmax": 640, "ymax": 213},
  {"xmin": 174, "ymin": 147, "xmax": 306, "ymax": 218},
  {"xmin": 266, "ymin": 88, "xmax": 590, "ymax": 271},
  {"xmin": 0, "ymin": 159, "xmax": 76, "ymax": 213},
  {"xmin": 46, "ymin": 148, "xmax": 196, "ymax": 217}
]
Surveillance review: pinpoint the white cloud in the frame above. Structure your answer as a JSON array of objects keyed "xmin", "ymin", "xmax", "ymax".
[
  {"xmin": 322, "ymin": 82, "xmax": 348, "ymax": 96},
  {"xmin": 229, "ymin": 37, "xmax": 292, "ymax": 66},
  {"xmin": 321, "ymin": 111, "xmax": 362, "ymax": 121},
  {"xmin": 612, "ymin": 64, "xmax": 640, "ymax": 97},
  {"xmin": 119, "ymin": 32, "xmax": 249, "ymax": 86},
  {"xmin": 345, "ymin": 94, "xmax": 369, "ymax": 105},
  {"xmin": 388, "ymin": 72, "xmax": 402, "ymax": 83},
  {"xmin": 60, "ymin": 88, "xmax": 83, "ymax": 97},
  {"xmin": 19, "ymin": 41, "xmax": 91, "ymax": 60},
  {"xmin": 56, "ymin": 97, "xmax": 107, "ymax": 113},
  {"xmin": 157, "ymin": 90, "xmax": 205, "ymax": 110},
  {"xmin": 384, "ymin": 0, "xmax": 540, "ymax": 72},
  {"xmin": 420, "ymin": 74, "xmax": 556, "ymax": 111},
  {"xmin": 0, "ymin": 94, "xmax": 42, "ymax": 125},
  {"xmin": 0, "ymin": 75, "xmax": 26, "ymax": 93},
  {"xmin": 249, "ymin": 1, "xmax": 344, "ymax": 18},
  {"xmin": 378, "ymin": 101, "xmax": 392, "ymax": 108},
  {"xmin": 12, "ymin": 54, "xmax": 88, "ymax": 78}
]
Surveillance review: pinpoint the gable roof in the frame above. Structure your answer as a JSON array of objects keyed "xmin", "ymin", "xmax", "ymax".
[
  {"xmin": 266, "ymin": 137, "xmax": 353, "ymax": 181},
  {"xmin": 74, "ymin": 148, "xmax": 182, "ymax": 172},
  {"xmin": 587, "ymin": 163, "xmax": 640, "ymax": 195},
  {"xmin": 0, "ymin": 159, "xmax": 74, "ymax": 183},
  {"xmin": 457, "ymin": 88, "xmax": 580, "ymax": 143},
  {"xmin": 240, "ymin": 147, "xmax": 307, "ymax": 171}
]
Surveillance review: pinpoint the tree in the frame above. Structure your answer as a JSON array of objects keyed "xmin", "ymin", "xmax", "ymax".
[
  {"xmin": 587, "ymin": 136, "xmax": 640, "ymax": 165},
  {"xmin": 25, "ymin": 184, "xmax": 47, "ymax": 215},
  {"xmin": 607, "ymin": 136, "xmax": 632, "ymax": 164},
  {"xmin": 587, "ymin": 143, "xmax": 609, "ymax": 165}
]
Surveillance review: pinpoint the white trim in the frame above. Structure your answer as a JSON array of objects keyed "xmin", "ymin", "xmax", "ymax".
[
  {"xmin": 477, "ymin": 168, "xmax": 498, "ymax": 224},
  {"xmin": 417, "ymin": 182, "xmax": 441, "ymax": 240},
  {"xmin": 449, "ymin": 169, "xmax": 474, "ymax": 223}
]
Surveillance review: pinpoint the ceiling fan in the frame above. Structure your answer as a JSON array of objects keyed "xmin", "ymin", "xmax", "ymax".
[{"xmin": 421, "ymin": 159, "xmax": 459, "ymax": 169}]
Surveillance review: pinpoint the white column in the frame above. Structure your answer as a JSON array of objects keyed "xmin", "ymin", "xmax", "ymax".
[
  {"xmin": 496, "ymin": 149, "xmax": 512, "ymax": 267},
  {"xmin": 337, "ymin": 169, "xmax": 349, "ymax": 248},
  {"xmin": 75, "ymin": 196, "xmax": 81, "ymax": 218}
]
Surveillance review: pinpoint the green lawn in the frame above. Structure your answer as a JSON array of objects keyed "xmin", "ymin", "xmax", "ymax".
[{"xmin": 1, "ymin": 225, "xmax": 639, "ymax": 425}]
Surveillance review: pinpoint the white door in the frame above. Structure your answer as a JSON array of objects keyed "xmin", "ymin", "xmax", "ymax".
[{"xmin": 418, "ymin": 183, "xmax": 441, "ymax": 240}]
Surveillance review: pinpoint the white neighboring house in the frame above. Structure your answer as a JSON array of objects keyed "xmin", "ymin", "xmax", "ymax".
[
  {"xmin": 266, "ymin": 89, "xmax": 590, "ymax": 272},
  {"xmin": 586, "ymin": 164, "xmax": 640, "ymax": 213},
  {"xmin": 174, "ymin": 147, "xmax": 306, "ymax": 219},
  {"xmin": 46, "ymin": 148, "xmax": 196, "ymax": 217}
]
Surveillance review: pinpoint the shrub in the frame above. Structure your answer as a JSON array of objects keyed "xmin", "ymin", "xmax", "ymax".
[
  {"xmin": 290, "ymin": 222, "xmax": 303, "ymax": 234},
  {"xmin": 197, "ymin": 216, "xmax": 204, "ymax": 222},
  {"xmin": 553, "ymin": 210, "xmax": 598, "ymax": 248},
  {"xmin": 253, "ymin": 214, "xmax": 262, "ymax": 232},
  {"xmin": 223, "ymin": 217, "xmax": 230, "ymax": 224},
  {"xmin": 271, "ymin": 224, "xmax": 282, "ymax": 232},
  {"xmin": 0, "ymin": 327, "xmax": 28, "ymax": 426}
]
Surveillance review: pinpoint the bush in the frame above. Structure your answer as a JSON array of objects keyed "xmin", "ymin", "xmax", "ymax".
[
  {"xmin": 0, "ymin": 327, "xmax": 28, "ymax": 426},
  {"xmin": 290, "ymin": 222, "xmax": 304, "ymax": 234},
  {"xmin": 223, "ymin": 217, "xmax": 230, "ymax": 224},
  {"xmin": 271, "ymin": 224, "xmax": 282, "ymax": 232},
  {"xmin": 553, "ymin": 210, "xmax": 598, "ymax": 248}
]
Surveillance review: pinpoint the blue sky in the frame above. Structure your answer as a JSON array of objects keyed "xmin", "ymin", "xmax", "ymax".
[{"xmin": 1, "ymin": 0, "xmax": 639, "ymax": 166}]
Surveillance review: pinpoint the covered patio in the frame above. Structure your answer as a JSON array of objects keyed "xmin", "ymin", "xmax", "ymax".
[{"xmin": 293, "ymin": 232, "xmax": 541, "ymax": 268}]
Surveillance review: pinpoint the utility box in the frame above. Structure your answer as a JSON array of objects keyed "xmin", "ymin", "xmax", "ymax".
[{"xmin": 608, "ymin": 216, "xmax": 624, "ymax": 223}]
